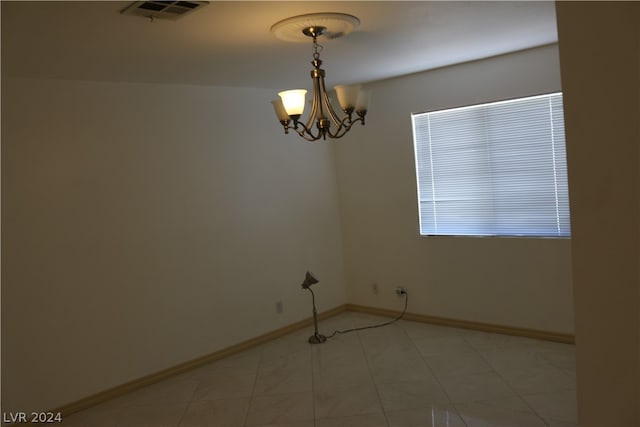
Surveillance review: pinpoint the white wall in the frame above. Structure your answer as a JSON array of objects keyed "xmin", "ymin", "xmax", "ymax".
[
  {"xmin": 1, "ymin": 78, "xmax": 347, "ymax": 413},
  {"xmin": 1, "ymin": 44, "xmax": 579, "ymax": 415},
  {"xmin": 556, "ymin": 2, "xmax": 639, "ymax": 425},
  {"xmin": 335, "ymin": 45, "xmax": 575, "ymax": 334}
]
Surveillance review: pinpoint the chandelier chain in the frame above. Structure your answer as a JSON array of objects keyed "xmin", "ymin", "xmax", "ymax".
[{"xmin": 312, "ymin": 36, "xmax": 323, "ymax": 60}]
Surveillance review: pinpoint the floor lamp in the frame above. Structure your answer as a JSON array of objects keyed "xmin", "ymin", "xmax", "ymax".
[{"xmin": 301, "ymin": 271, "xmax": 327, "ymax": 344}]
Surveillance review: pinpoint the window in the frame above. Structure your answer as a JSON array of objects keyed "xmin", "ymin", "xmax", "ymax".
[{"xmin": 412, "ymin": 92, "xmax": 570, "ymax": 237}]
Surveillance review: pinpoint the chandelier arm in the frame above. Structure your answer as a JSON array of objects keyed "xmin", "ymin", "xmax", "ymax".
[
  {"xmin": 327, "ymin": 119, "xmax": 354, "ymax": 139},
  {"xmin": 329, "ymin": 113, "xmax": 354, "ymax": 137},
  {"xmin": 305, "ymin": 75, "xmax": 323, "ymax": 131},
  {"xmin": 291, "ymin": 121, "xmax": 323, "ymax": 142},
  {"xmin": 318, "ymin": 76, "xmax": 344, "ymax": 129},
  {"xmin": 327, "ymin": 115, "xmax": 365, "ymax": 139}
]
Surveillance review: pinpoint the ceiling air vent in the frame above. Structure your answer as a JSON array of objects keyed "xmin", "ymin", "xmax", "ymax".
[{"xmin": 120, "ymin": 1, "xmax": 209, "ymax": 21}]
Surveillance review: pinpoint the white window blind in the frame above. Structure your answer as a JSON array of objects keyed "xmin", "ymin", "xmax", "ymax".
[{"xmin": 412, "ymin": 92, "xmax": 571, "ymax": 237}]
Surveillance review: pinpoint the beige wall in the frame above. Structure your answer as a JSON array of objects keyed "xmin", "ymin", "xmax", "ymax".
[
  {"xmin": 334, "ymin": 44, "xmax": 575, "ymax": 334},
  {"xmin": 556, "ymin": 2, "xmax": 640, "ymax": 426},
  {"xmin": 1, "ymin": 78, "xmax": 347, "ymax": 413},
  {"xmin": 1, "ymin": 29, "xmax": 580, "ymax": 418}
]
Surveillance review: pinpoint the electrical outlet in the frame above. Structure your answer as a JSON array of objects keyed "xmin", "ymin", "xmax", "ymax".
[
  {"xmin": 395, "ymin": 287, "xmax": 407, "ymax": 296},
  {"xmin": 372, "ymin": 283, "xmax": 379, "ymax": 294},
  {"xmin": 276, "ymin": 301, "xmax": 283, "ymax": 314}
]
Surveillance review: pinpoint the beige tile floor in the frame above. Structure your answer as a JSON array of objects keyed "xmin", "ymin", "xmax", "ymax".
[{"xmin": 61, "ymin": 312, "xmax": 577, "ymax": 427}]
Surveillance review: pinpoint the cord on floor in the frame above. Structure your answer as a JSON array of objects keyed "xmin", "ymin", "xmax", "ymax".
[{"xmin": 326, "ymin": 291, "xmax": 408, "ymax": 339}]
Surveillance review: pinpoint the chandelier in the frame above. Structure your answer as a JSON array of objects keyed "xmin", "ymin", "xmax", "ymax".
[{"xmin": 270, "ymin": 13, "xmax": 369, "ymax": 141}]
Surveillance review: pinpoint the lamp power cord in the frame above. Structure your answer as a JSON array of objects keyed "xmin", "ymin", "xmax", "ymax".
[{"xmin": 325, "ymin": 290, "xmax": 408, "ymax": 339}]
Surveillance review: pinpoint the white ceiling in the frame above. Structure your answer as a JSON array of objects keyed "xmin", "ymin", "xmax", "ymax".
[{"xmin": 1, "ymin": 1, "xmax": 559, "ymax": 90}]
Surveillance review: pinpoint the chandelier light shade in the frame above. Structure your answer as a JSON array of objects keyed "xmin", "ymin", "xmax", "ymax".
[
  {"xmin": 270, "ymin": 13, "xmax": 369, "ymax": 141},
  {"xmin": 278, "ymin": 89, "xmax": 307, "ymax": 116}
]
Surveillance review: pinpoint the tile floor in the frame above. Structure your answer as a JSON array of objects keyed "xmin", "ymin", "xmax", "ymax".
[{"xmin": 61, "ymin": 312, "xmax": 577, "ymax": 427}]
